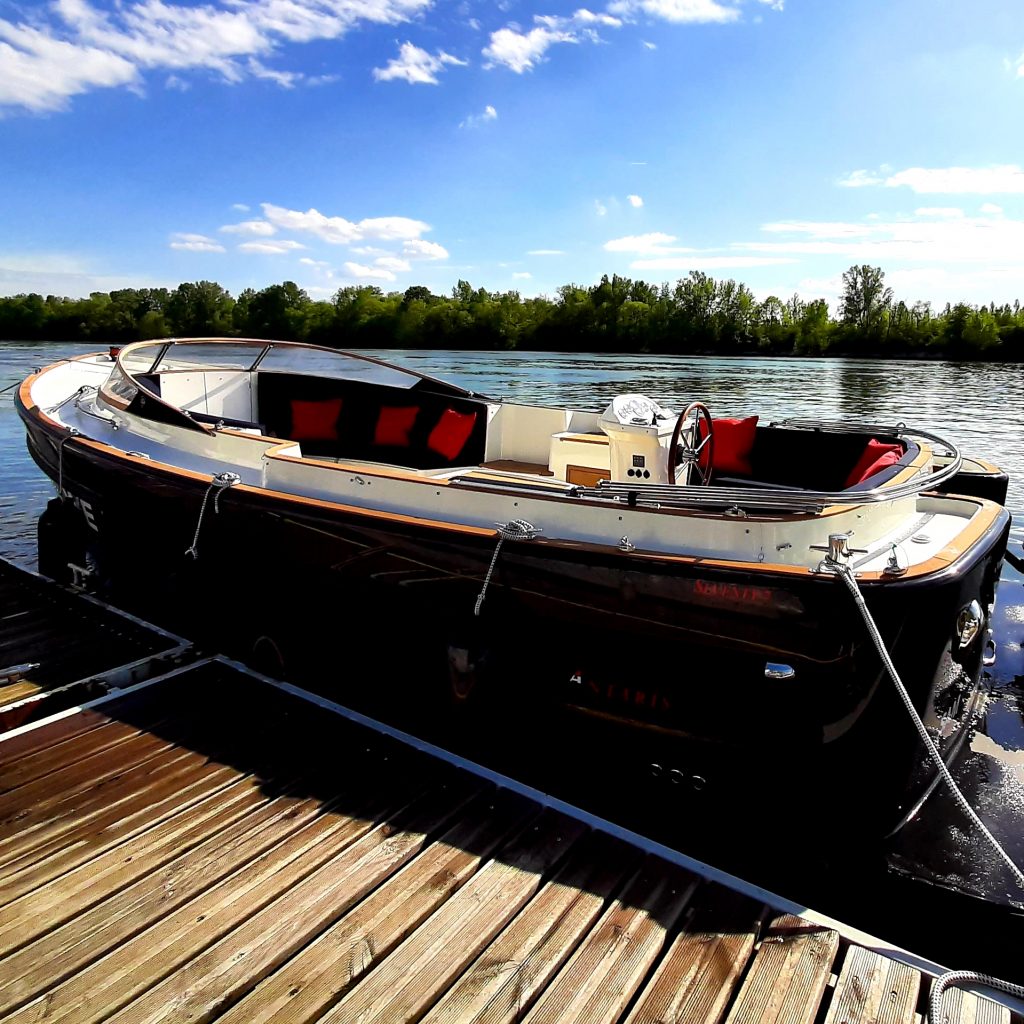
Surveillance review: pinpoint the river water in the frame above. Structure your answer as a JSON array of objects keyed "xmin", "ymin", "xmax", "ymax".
[{"xmin": 2, "ymin": 341, "xmax": 1024, "ymax": 974}]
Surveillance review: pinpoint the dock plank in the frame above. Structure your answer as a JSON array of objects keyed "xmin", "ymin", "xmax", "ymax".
[
  {"xmin": 0, "ymin": 787, "xmax": 363, "ymax": 1016},
  {"xmin": 932, "ymin": 985, "xmax": 1012, "ymax": 1024},
  {"xmin": 0, "ymin": 773, "xmax": 265, "ymax": 951},
  {"xmin": 0, "ymin": 718, "xmax": 159, "ymax": 794},
  {"xmin": 823, "ymin": 945, "xmax": 919, "ymax": 1024},
  {"xmin": 4, "ymin": 774, "xmax": 434, "ymax": 1024},
  {"xmin": 320, "ymin": 810, "xmax": 589, "ymax": 1024},
  {"xmin": 520, "ymin": 858, "xmax": 698, "ymax": 1024},
  {"xmin": 0, "ymin": 755, "xmax": 240, "ymax": 903},
  {"xmin": 623, "ymin": 886, "xmax": 764, "ymax": 1024},
  {"xmin": 421, "ymin": 832, "xmax": 640, "ymax": 1024},
  {"xmin": 106, "ymin": 779, "xmax": 497, "ymax": 1024},
  {"xmin": 724, "ymin": 915, "xmax": 840, "ymax": 1024},
  {"xmin": 217, "ymin": 789, "xmax": 540, "ymax": 1024}
]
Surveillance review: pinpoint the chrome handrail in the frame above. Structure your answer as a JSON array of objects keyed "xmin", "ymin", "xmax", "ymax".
[{"xmin": 577, "ymin": 422, "xmax": 964, "ymax": 513}]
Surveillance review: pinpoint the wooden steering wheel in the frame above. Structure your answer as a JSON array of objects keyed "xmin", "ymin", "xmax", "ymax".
[{"xmin": 667, "ymin": 402, "xmax": 714, "ymax": 485}]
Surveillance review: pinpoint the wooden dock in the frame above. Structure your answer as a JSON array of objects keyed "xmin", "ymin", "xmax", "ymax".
[
  {"xmin": 0, "ymin": 657, "xmax": 1016, "ymax": 1024},
  {"xmin": 0, "ymin": 558, "xmax": 187, "ymax": 731}
]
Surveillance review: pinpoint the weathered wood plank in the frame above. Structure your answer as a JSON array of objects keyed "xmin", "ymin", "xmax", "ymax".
[
  {"xmin": 0, "ymin": 755, "xmax": 239, "ymax": 900},
  {"xmin": 421, "ymin": 832, "xmax": 640, "ymax": 1024},
  {"xmin": 0, "ymin": 773, "xmax": 264, "ymax": 951},
  {"xmin": 0, "ymin": 708, "xmax": 114, "ymax": 766},
  {"xmin": 0, "ymin": 680, "xmax": 43, "ymax": 708},
  {"xmin": 0, "ymin": 719, "xmax": 154, "ymax": 794},
  {"xmin": 105, "ymin": 779, "xmax": 497, "ymax": 1024},
  {"xmin": 624, "ymin": 886, "xmax": 764, "ymax": 1024},
  {"xmin": 931, "ymin": 984, "xmax": 1012, "ymax": 1024},
  {"xmin": 724, "ymin": 915, "xmax": 840, "ymax": 1024},
  {"xmin": 216, "ymin": 789, "xmax": 540, "ymax": 1024},
  {"xmin": 321, "ymin": 810, "xmax": 589, "ymax": 1024},
  {"xmin": 0, "ymin": 787, "xmax": 354, "ymax": 1016},
  {"xmin": 4, "ymin": 772, "xmax": 442, "ymax": 1024},
  {"xmin": 823, "ymin": 945, "xmax": 919, "ymax": 1024},
  {"xmin": 521, "ymin": 857, "xmax": 698, "ymax": 1024},
  {"xmin": 0, "ymin": 730, "xmax": 180, "ymax": 833}
]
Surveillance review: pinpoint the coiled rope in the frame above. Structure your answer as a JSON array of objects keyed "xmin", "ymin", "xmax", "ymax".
[
  {"xmin": 473, "ymin": 519, "xmax": 540, "ymax": 617},
  {"xmin": 831, "ymin": 560, "xmax": 1024, "ymax": 1021},
  {"xmin": 185, "ymin": 472, "xmax": 240, "ymax": 559}
]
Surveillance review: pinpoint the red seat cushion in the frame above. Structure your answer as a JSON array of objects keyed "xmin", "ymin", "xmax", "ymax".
[
  {"xmin": 699, "ymin": 415, "xmax": 759, "ymax": 476},
  {"xmin": 289, "ymin": 398, "xmax": 343, "ymax": 441},
  {"xmin": 374, "ymin": 405, "xmax": 419, "ymax": 447},
  {"xmin": 428, "ymin": 407, "xmax": 478, "ymax": 461},
  {"xmin": 844, "ymin": 439, "xmax": 903, "ymax": 487}
]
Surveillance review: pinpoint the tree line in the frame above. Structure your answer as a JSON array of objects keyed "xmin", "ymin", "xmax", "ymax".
[{"xmin": 1, "ymin": 266, "xmax": 1021, "ymax": 360}]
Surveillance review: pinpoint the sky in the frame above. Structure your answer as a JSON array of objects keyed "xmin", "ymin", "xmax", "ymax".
[{"xmin": 1, "ymin": 0, "xmax": 1023, "ymax": 311}]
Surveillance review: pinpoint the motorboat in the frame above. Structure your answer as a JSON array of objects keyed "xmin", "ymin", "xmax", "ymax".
[{"xmin": 15, "ymin": 338, "xmax": 1012, "ymax": 818}]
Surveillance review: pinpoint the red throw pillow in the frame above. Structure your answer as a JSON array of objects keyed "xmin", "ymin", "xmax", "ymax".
[
  {"xmin": 848, "ymin": 449, "xmax": 902, "ymax": 486},
  {"xmin": 844, "ymin": 439, "xmax": 903, "ymax": 488},
  {"xmin": 699, "ymin": 415, "xmax": 758, "ymax": 476},
  {"xmin": 289, "ymin": 398, "xmax": 342, "ymax": 441},
  {"xmin": 374, "ymin": 405, "xmax": 419, "ymax": 447},
  {"xmin": 428, "ymin": 407, "xmax": 478, "ymax": 461}
]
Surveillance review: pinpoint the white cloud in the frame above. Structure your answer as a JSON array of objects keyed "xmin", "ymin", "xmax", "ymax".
[
  {"xmin": 512, "ymin": 271, "xmax": 532, "ymax": 279},
  {"xmin": 374, "ymin": 255, "xmax": 411, "ymax": 271},
  {"xmin": 603, "ymin": 231, "xmax": 682, "ymax": 252},
  {"xmin": 219, "ymin": 219, "xmax": 277, "ymax": 236},
  {"xmin": 343, "ymin": 261, "xmax": 397, "ymax": 281},
  {"xmin": 299, "ymin": 257, "xmax": 329, "ymax": 267},
  {"xmin": 373, "ymin": 41, "xmax": 466, "ymax": 85},
  {"xmin": 980, "ymin": 203, "xmax": 1003, "ymax": 215},
  {"xmin": 627, "ymin": 194, "xmax": 643, "ymax": 208},
  {"xmin": 402, "ymin": 239, "xmax": 448, "ymax": 260},
  {"xmin": 237, "ymin": 239, "xmax": 305, "ymax": 253},
  {"xmin": 595, "ymin": 200, "xmax": 608, "ymax": 217},
  {"xmin": 527, "ymin": 249, "xmax": 565, "ymax": 255},
  {"xmin": 460, "ymin": 104, "xmax": 497, "ymax": 128},
  {"xmin": 0, "ymin": 20, "xmax": 138, "ymax": 113},
  {"xmin": 913, "ymin": 207, "xmax": 963, "ymax": 218},
  {"xmin": 607, "ymin": 0, "xmax": 739, "ymax": 24},
  {"xmin": 642, "ymin": 40, "xmax": 656, "ymax": 49},
  {"xmin": 482, "ymin": 25, "xmax": 576, "ymax": 73},
  {"xmin": 169, "ymin": 232, "xmax": 224, "ymax": 252},
  {"xmin": 261, "ymin": 204, "xmax": 430, "ymax": 244},
  {"xmin": 740, "ymin": 211, "xmax": 1024, "ymax": 264},
  {"xmin": 0, "ymin": 250, "xmax": 164, "ymax": 295},
  {"xmin": 839, "ymin": 164, "xmax": 1024, "ymax": 195},
  {"xmin": 631, "ymin": 255, "xmax": 797, "ymax": 270},
  {"xmin": 231, "ymin": 203, "xmax": 250, "ymax": 212},
  {"xmin": 1, "ymin": 0, "xmax": 435, "ymax": 113}
]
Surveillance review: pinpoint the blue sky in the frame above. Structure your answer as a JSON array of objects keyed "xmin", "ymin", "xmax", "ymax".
[{"xmin": 1, "ymin": 0, "xmax": 1023, "ymax": 310}]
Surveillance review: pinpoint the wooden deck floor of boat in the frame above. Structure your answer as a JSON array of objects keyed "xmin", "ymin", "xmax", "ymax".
[{"xmin": 0, "ymin": 659, "xmax": 1015, "ymax": 1024}]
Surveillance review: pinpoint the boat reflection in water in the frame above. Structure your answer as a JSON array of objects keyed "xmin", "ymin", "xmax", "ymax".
[{"xmin": 15, "ymin": 338, "xmax": 1012, "ymax": 847}]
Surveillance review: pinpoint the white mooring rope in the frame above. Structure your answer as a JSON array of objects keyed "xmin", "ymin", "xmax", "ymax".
[{"xmin": 831, "ymin": 561, "xmax": 1024, "ymax": 1022}]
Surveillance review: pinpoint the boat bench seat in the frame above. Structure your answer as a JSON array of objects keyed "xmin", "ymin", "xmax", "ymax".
[
  {"xmin": 255, "ymin": 372, "xmax": 489, "ymax": 470},
  {"xmin": 712, "ymin": 427, "xmax": 917, "ymax": 492}
]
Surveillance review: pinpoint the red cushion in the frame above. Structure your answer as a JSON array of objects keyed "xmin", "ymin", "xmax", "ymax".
[
  {"xmin": 847, "ymin": 449, "xmax": 902, "ymax": 487},
  {"xmin": 844, "ymin": 439, "xmax": 903, "ymax": 487},
  {"xmin": 428, "ymin": 407, "xmax": 478, "ymax": 461},
  {"xmin": 374, "ymin": 405, "xmax": 419, "ymax": 447},
  {"xmin": 699, "ymin": 415, "xmax": 758, "ymax": 476},
  {"xmin": 289, "ymin": 398, "xmax": 342, "ymax": 441}
]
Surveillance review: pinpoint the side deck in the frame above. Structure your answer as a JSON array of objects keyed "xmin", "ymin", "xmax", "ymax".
[{"xmin": 0, "ymin": 658, "xmax": 1015, "ymax": 1024}]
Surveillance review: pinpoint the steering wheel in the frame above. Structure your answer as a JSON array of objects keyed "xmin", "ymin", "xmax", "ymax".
[{"xmin": 667, "ymin": 402, "xmax": 714, "ymax": 485}]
